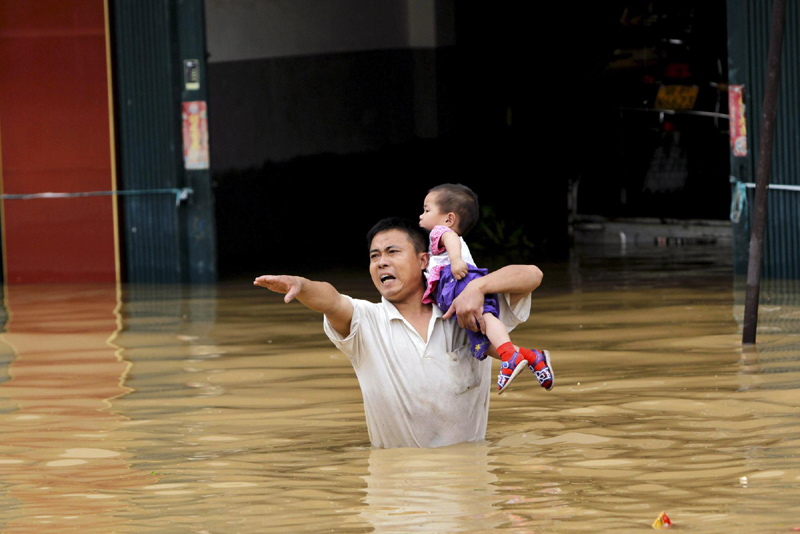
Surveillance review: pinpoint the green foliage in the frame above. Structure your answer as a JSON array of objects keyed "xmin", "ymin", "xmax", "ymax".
[{"xmin": 470, "ymin": 206, "xmax": 536, "ymax": 267}]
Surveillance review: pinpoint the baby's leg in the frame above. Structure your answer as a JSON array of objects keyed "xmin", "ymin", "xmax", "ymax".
[
  {"xmin": 484, "ymin": 313, "xmax": 511, "ymax": 353},
  {"xmin": 486, "ymin": 314, "xmax": 526, "ymax": 392}
]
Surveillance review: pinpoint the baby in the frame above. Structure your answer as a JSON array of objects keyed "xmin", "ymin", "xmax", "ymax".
[{"xmin": 418, "ymin": 183, "xmax": 554, "ymax": 393}]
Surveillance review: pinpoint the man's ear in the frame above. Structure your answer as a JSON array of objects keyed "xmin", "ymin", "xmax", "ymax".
[{"xmin": 418, "ymin": 252, "xmax": 430, "ymax": 271}]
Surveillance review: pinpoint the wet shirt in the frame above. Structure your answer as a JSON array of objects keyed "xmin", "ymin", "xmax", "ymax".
[{"xmin": 323, "ymin": 293, "xmax": 531, "ymax": 448}]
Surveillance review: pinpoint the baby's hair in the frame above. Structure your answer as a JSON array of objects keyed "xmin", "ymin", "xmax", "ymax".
[{"xmin": 429, "ymin": 183, "xmax": 479, "ymax": 235}]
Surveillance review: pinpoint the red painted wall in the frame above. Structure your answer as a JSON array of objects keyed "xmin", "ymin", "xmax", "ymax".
[{"xmin": 0, "ymin": 0, "xmax": 117, "ymax": 283}]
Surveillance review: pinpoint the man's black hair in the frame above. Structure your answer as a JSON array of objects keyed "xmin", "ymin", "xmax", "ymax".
[{"xmin": 366, "ymin": 217, "xmax": 429, "ymax": 254}]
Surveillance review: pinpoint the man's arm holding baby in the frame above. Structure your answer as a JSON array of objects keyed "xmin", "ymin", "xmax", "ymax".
[
  {"xmin": 443, "ymin": 265, "xmax": 543, "ymax": 333},
  {"xmin": 254, "ymin": 275, "xmax": 353, "ymax": 336}
]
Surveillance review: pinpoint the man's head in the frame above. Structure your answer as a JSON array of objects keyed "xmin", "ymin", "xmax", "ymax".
[
  {"xmin": 426, "ymin": 184, "xmax": 480, "ymax": 235},
  {"xmin": 366, "ymin": 218, "xmax": 429, "ymax": 303}
]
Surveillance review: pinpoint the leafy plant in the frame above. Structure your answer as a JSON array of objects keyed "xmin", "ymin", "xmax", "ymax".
[{"xmin": 470, "ymin": 206, "xmax": 536, "ymax": 266}]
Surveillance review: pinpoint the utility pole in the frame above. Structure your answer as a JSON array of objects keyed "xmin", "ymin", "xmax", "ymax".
[{"xmin": 742, "ymin": 0, "xmax": 787, "ymax": 344}]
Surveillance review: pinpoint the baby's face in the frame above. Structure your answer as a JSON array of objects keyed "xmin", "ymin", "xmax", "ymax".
[{"xmin": 419, "ymin": 192, "xmax": 448, "ymax": 231}]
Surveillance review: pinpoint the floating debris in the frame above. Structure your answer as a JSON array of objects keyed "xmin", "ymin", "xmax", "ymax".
[{"xmin": 652, "ymin": 511, "xmax": 672, "ymax": 529}]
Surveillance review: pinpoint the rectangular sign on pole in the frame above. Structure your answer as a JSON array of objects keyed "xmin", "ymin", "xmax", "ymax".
[
  {"xmin": 182, "ymin": 101, "xmax": 210, "ymax": 170},
  {"xmin": 729, "ymin": 85, "xmax": 747, "ymax": 157}
]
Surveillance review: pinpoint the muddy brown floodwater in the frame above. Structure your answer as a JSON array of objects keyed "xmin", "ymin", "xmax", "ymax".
[{"xmin": 0, "ymin": 245, "xmax": 798, "ymax": 533}]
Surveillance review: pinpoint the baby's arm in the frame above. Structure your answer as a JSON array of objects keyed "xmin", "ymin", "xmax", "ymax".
[{"xmin": 440, "ymin": 231, "xmax": 469, "ymax": 280}]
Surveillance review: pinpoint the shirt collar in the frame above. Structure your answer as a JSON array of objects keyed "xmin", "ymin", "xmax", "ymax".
[{"xmin": 381, "ymin": 297, "xmax": 442, "ymax": 321}]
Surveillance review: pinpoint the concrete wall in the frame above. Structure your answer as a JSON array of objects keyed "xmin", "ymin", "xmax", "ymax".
[
  {"xmin": 205, "ymin": 0, "xmax": 451, "ymax": 60},
  {"xmin": 203, "ymin": 2, "xmax": 562, "ymax": 276},
  {"xmin": 204, "ymin": 0, "xmax": 454, "ymax": 170}
]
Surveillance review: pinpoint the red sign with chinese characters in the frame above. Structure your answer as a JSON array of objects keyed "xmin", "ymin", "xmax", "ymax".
[
  {"xmin": 729, "ymin": 85, "xmax": 747, "ymax": 157},
  {"xmin": 182, "ymin": 101, "xmax": 210, "ymax": 170}
]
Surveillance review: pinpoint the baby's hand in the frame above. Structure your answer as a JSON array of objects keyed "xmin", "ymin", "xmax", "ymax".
[{"xmin": 450, "ymin": 259, "xmax": 469, "ymax": 280}]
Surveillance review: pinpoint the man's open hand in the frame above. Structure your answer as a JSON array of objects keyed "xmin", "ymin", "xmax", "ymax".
[{"xmin": 254, "ymin": 275, "xmax": 305, "ymax": 304}]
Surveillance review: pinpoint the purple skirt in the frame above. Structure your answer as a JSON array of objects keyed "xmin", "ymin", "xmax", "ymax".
[{"xmin": 433, "ymin": 264, "xmax": 499, "ymax": 361}]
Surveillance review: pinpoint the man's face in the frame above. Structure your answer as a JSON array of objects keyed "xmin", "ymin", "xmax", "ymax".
[{"xmin": 369, "ymin": 229, "xmax": 429, "ymax": 303}]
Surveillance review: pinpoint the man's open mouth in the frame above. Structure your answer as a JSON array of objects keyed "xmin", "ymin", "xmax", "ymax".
[{"xmin": 380, "ymin": 275, "xmax": 395, "ymax": 284}]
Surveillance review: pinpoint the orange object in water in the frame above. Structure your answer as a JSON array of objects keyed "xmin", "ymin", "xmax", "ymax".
[{"xmin": 652, "ymin": 511, "xmax": 672, "ymax": 529}]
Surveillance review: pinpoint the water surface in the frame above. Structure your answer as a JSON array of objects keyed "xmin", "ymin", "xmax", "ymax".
[{"xmin": 1, "ymin": 245, "xmax": 798, "ymax": 533}]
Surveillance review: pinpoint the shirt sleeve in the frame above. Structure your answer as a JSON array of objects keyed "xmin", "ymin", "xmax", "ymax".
[
  {"xmin": 429, "ymin": 225, "xmax": 454, "ymax": 255},
  {"xmin": 497, "ymin": 291, "xmax": 532, "ymax": 331},
  {"xmin": 323, "ymin": 295, "xmax": 366, "ymax": 368}
]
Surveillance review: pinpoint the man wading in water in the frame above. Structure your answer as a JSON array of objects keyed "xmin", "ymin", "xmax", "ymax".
[{"xmin": 254, "ymin": 217, "xmax": 545, "ymax": 448}]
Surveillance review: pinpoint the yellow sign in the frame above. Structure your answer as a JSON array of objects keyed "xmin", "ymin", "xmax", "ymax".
[{"xmin": 654, "ymin": 85, "xmax": 699, "ymax": 110}]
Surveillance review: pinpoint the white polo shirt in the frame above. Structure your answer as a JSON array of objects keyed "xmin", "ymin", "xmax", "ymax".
[{"xmin": 323, "ymin": 292, "xmax": 531, "ymax": 448}]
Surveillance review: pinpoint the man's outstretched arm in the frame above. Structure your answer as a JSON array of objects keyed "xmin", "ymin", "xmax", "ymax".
[
  {"xmin": 443, "ymin": 265, "xmax": 543, "ymax": 333},
  {"xmin": 254, "ymin": 275, "xmax": 354, "ymax": 337}
]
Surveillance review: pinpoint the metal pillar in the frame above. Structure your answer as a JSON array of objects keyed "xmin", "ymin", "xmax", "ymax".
[{"xmin": 742, "ymin": 0, "xmax": 787, "ymax": 344}]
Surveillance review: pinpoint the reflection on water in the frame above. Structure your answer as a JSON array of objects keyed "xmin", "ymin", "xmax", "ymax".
[
  {"xmin": 357, "ymin": 443, "xmax": 501, "ymax": 533},
  {"xmin": 0, "ymin": 244, "xmax": 798, "ymax": 533},
  {"xmin": 0, "ymin": 285, "xmax": 150, "ymax": 533}
]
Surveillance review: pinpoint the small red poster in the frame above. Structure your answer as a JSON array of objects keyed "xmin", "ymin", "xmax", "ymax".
[
  {"xmin": 729, "ymin": 85, "xmax": 747, "ymax": 157},
  {"xmin": 182, "ymin": 101, "xmax": 210, "ymax": 169}
]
